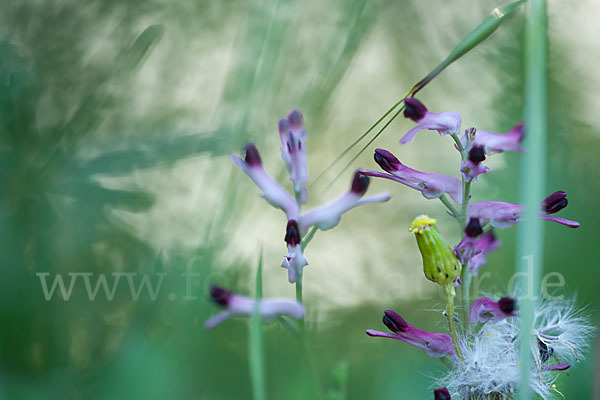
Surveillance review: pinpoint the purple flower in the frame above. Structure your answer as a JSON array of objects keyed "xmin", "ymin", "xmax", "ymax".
[
  {"xmin": 434, "ymin": 387, "xmax": 451, "ymax": 400},
  {"xmin": 460, "ymin": 145, "xmax": 489, "ymax": 182},
  {"xmin": 468, "ymin": 231, "xmax": 501, "ymax": 275},
  {"xmin": 544, "ymin": 363, "xmax": 571, "ymax": 371},
  {"xmin": 454, "ymin": 219, "xmax": 501, "ymax": 276},
  {"xmin": 463, "ymin": 122, "xmax": 524, "ymax": 154},
  {"xmin": 467, "ymin": 191, "xmax": 580, "ymax": 229},
  {"xmin": 281, "ymin": 220, "xmax": 308, "ymax": 283},
  {"xmin": 359, "ymin": 149, "xmax": 462, "ymax": 203},
  {"xmin": 232, "ymin": 143, "xmax": 300, "ymax": 220},
  {"xmin": 365, "ymin": 310, "xmax": 456, "ymax": 359},
  {"xmin": 400, "ymin": 98, "xmax": 461, "ymax": 144},
  {"xmin": 469, "ymin": 297, "xmax": 517, "ymax": 324},
  {"xmin": 299, "ymin": 171, "xmax": 390, "ymax": 234},
  {"xmin": 279, "ymin": 110, "xmax": 309, "ymax": 203},
  {"xmin": 205, "ymin": 285, "xmax": 305, "ymax": 329}
]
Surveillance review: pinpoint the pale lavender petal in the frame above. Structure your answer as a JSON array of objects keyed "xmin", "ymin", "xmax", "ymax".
[
  {"xmin": 299, "ymin": 171, "xmax": 390, "ymax": 234},
  {"xmin": 467, "ymin": 201, "xmax": 521, "ymax": 228},
  {"xmin": 472, "ymin": 122, "xmax": 524, "ymax": 153},
  {"xmin": 232, "ymin": 143, "xmax": 300, "ymax": 220},
  {"xmin": 204, "ymin": 311, "xmax": 233, "ymax": 329},
  {"xmin": 281, "ymin": 220, "xmax": 308, "ymax": 283},
  {"xmin": 279, "ymin": 110, "xmax": 309, "ymax": 202},
  {"xmin": 260, "ymin": 298, "xmax": 305, "ymax": 320},
  {"xmin": 401, "ymin": 98, "xmax": 461, "ymax": 143},
  {"xmin": 541, "ymin": 215, "xmax": 580, "ymax": 228}
]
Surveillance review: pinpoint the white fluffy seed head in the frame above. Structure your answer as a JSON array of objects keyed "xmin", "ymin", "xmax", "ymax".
[{"xmin": 438, "ymin": 297, "xmax": 594, "ymax": 400}]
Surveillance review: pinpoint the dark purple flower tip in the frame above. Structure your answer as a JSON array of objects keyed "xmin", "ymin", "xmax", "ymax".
[
  {"xmin": 545, "ymin": 363, "xmax": 571, "ymax": 371},
  {"xmin": 465, "ymin": 218, "xmax": 483, "ymax": 238},
  {"xmin": 279, "ymin": 118, "xmax": 290, "ymax": 135},
  {"xmin": 285, "ymin": 220, "xmax": 301, "ymax": 246},
  {"xmin": 288, "ymin": 109, "xmax": 304, "ymax": 129},
  {"xmin": 403, "ymin": 97, "xmax": 428, "ymax": 122},
  {"xmin": 382, "ymin": 310, "xmax": 409, "ymax": 333},
  {"xmin": 498, "ymin": 297, "xmax": 517, "ymax": 314},
  {"xmin": 468, "ymin": 145, "xmax": 486, "ymax": 164},
  {"xmin": 209, "ymin": 285, "xmax": 232, "ymax": 307},
  {"xmin": 434, "ymin": 387, "xmax": 451, "ymax": 400},
  {"xmin": 373, "ymin": 148, "xmax": 401, "ymax": 172},
  {"xmin": 244, "ymin": 143, "xmax": 262, "ymax": 166},
  {"xmin": 351, "ymin": 171, "xmax": 370, "ymax": 195},
  {"xmin": 539, "ymin": 340, "xmax": 554, "ymax": 363},
  {"xmin": 543, "ymin": 191, "xmax": 568, "ymax": 214}
]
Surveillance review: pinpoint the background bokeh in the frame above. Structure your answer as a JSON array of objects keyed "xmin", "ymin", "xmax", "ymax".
[{"xmin": 1, "ymin": 0, "xmax": 598, "ymax": 398}]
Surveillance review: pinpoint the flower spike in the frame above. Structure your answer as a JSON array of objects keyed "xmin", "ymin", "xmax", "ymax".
[
  {"xmin": 366, "ymin": 310, "xmax": 456, "ymax": 359},
  {"xmin": 360, "ymin": 149, "xmax": 462, "ymax": 203},
  {"xmin": 231, "ymin": 143, "xmax": 300, "ymax": 220},
  {"xmin": 400, "ymin": 98, "xmax": 461, "ymax": 144},
  {"xmin": 279, "ymin": 109, "xmax": 309, "ymax": 203},
  {"xmin": 205, "ymin": 285, "xmax": 304, "ymax": 329},
  {"xmin": 299, "ymin": 171, "xmax": 390, "ymax": 234}
]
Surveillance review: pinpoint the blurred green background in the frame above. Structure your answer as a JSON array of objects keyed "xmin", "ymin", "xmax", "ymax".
[{"xmin": 1, "ymin": 0, "xmax": 598, "ymax": 399}]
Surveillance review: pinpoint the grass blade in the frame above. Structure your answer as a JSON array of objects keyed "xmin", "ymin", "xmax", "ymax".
[
  {"xmin": 516, "ymin": 0, "xmax": 547, "ymax": 399},
  {"xmin": 249, "ymin": 247, "xmax": 266, "ymax": 400}
]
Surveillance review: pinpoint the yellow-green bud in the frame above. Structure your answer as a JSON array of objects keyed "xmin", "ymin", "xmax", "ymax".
[{"xmin": 409, "ymin": 215, "xmax": 462, "ymax": 288}]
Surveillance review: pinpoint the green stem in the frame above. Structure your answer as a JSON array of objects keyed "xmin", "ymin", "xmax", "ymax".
[
  {"xmin": 249, "ymin": 250, "xmax": 266, "ymax": 400},
  {"xmin": 439, "ymin": 194, "xmax": 460, "ymax": 219},
  {"xmin": 445, "ymin": 286, "xmax": 463, "ymax": 360},
  {"xmin": 302, "ymin": 226, "xmax": 318, "ymax": 251}
]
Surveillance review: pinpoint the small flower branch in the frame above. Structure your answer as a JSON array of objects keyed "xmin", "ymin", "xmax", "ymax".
[{"xmin": 445, "ymin": 285, "xmax": 464, "ymax": 361}]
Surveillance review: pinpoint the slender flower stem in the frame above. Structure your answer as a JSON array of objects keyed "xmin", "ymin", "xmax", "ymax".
[
  {"xmin": 439, "ymin": 194, "xmax": 460, "ymax": 219},
  {"xmin": 445, "ymin": 286, "xmax": 463, "ymax": 360},
  {"xmin": 302, "ymin": 226, "xmax": 318, "ymax": 251}
]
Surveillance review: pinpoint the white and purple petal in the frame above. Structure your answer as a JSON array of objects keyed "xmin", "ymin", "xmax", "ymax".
[
  {"xmin": 469, "ymin": 297, "xmax": 517, "ymax": 324},
  {"xmin": 279, "ymin": 110, "xmax": 309, "ymax": 203},
  {"xmin": 232, "ymin": 143, "xmax": 300, "ymax": 220},
  {"xmin": 400, "ymin": 98, "xmax": 461, "ymax": 144}
]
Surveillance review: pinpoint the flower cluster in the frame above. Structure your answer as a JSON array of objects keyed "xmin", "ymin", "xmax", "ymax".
[
  {"xmin": 364, "ymin": 98, "xmax": 590, "ymax": 399},
  {"xmin": 205, "ymin": 110, "xmax": 389, "ymax": 327}
]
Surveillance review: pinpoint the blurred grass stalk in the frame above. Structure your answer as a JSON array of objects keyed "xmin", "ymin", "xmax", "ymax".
[
  {"xmin": 250, "ymin": 250, "xmax": 266, "ymax": 400},
  {"xmin": 517, "ymin": 0, "xmax": 547, "ymax": 399}
]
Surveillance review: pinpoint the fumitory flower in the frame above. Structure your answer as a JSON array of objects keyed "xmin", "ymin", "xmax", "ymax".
[
  {"xmin": 279, "ymin": 110, "xmax": 308, "ymax": 203},
  {"xmin": 454, "ymin": 218, "xmax": 501, "ymax": 275},
  {"xmin": 461, "ymin": 122, "xmax": 524, "ymax": 154},
  {"xmin": 467, "ymin": 191, "xmax": 580, "ymax": 229},
  {"xmin": 359, "ymin": 149, "xmax": 462, "ymax": 203},
  {"xmin": 204, "ymin": 285, "xmax": 304, "ymax": 329},
  {"xmin": 460, "ymin": 143, "xmax": 489, "ymax": 182},
  {"xmin": 281, "ymin": 220, "xmax": 307, "ymax": 283},
  {"xmin": 231, "ymin": 142, "xmax": 300, "ymax": 220},
  {"xmin": 400, "ymin": 97, "xmax": 461, "ymax": 144},
  {"xmin": 469, "ymin": 296, "xmax": 517, "ymax": 324},
  {"xmin": 365, "ymin": 310, "xmax": 456, "ymax": 359}
]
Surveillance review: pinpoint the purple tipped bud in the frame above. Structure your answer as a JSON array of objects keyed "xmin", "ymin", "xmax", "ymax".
[
  {"xmin": 539, "ymin": 340, "xmax": 554, "ymax": 363},
  {"xmin": 382, "ymin": 310, "xmax": 409, "ymax": 333},
  {"xmin": 465, "ymin": 218, "xmax": 483, "ymax": 238},
  {"xmin": 351, "ymin": 171, "xmax": 370, "ymax": 195},
  {"xmin": 288, "ymin": 109, "xmax": 304, "ymax": 129},
  {"xmin": 543, "ymin": 191, "xmax": 568, "ymax": 214},
  {"xmin": 244, "ymin": 143, "xmax": 262, "ymax": 166},
  {"xmin": 468, "ymin": 145, "xmax": 486, "ymax": 164},
  {"xmin": 373, "ymin": 148, "xmax": 401, "ymax": 173},
  {"xmin": 403, "ymin": 98, "xmax": 428, "ymax": 122},
  {"xmin": 498, "ymin": 297, "xmax": 516, "ymax": 314},
  {"xmin": 284, "ymin": 220, "xmax": 301, "ymax": 246},
  {"xmin": 210, "ymin": 285, "xmax": 232, "ymax": 307},
  {"xmin": 434, "ymin": 387, "xmax": 451, "ymax": 400},
  {"xmin": 279, "ymin": 118, "xmax": 290, "ymax": 135}
]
